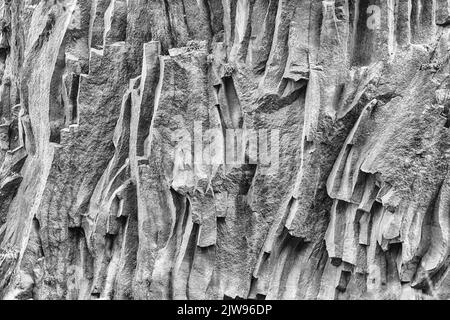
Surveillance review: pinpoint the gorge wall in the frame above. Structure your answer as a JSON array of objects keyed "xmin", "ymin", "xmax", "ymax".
[{"xmin": 1, "ymin": 0, "xmax": 450, "ymax": 300}]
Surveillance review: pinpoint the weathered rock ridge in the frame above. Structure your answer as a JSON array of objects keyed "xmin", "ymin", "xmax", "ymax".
[{"xmin": 1, "ymin": 0, "xmax": 450, "ymax": 300}]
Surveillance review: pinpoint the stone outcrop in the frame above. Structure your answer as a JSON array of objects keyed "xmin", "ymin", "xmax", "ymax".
[{"xmin": 1, "ymin": 0, "xmax": 450, "ymax": 300}]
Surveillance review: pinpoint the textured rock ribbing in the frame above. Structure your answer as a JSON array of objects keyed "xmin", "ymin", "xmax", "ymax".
[{"xmin": 0, "ymin": 0, "xmax": 450, "ymax": 300}]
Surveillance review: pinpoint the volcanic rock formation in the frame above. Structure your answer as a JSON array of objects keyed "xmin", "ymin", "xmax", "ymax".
[{"xmin": 1, "ymin": 0, "xmax": 450, "ymax": 300}]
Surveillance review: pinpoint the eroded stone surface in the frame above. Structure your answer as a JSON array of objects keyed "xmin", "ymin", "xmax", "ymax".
[{"xmin": 0, "ymin": 0, "xmax": 450, "ymax": 300}]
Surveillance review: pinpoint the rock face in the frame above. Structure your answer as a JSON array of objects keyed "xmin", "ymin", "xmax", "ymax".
[{"xmin": 1, "ymin": 0, "xmax": 450, "ymax": 300}]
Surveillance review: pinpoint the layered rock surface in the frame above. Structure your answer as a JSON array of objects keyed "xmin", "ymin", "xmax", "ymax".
[{"xmin": 0, "ymin": 0, "xmax": 450, "ymax": 300}]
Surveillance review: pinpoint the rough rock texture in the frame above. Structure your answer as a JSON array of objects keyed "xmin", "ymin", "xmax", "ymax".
[{"xmin": 1, "ymin": 0, "xmax": 450, "ymax": 300}]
